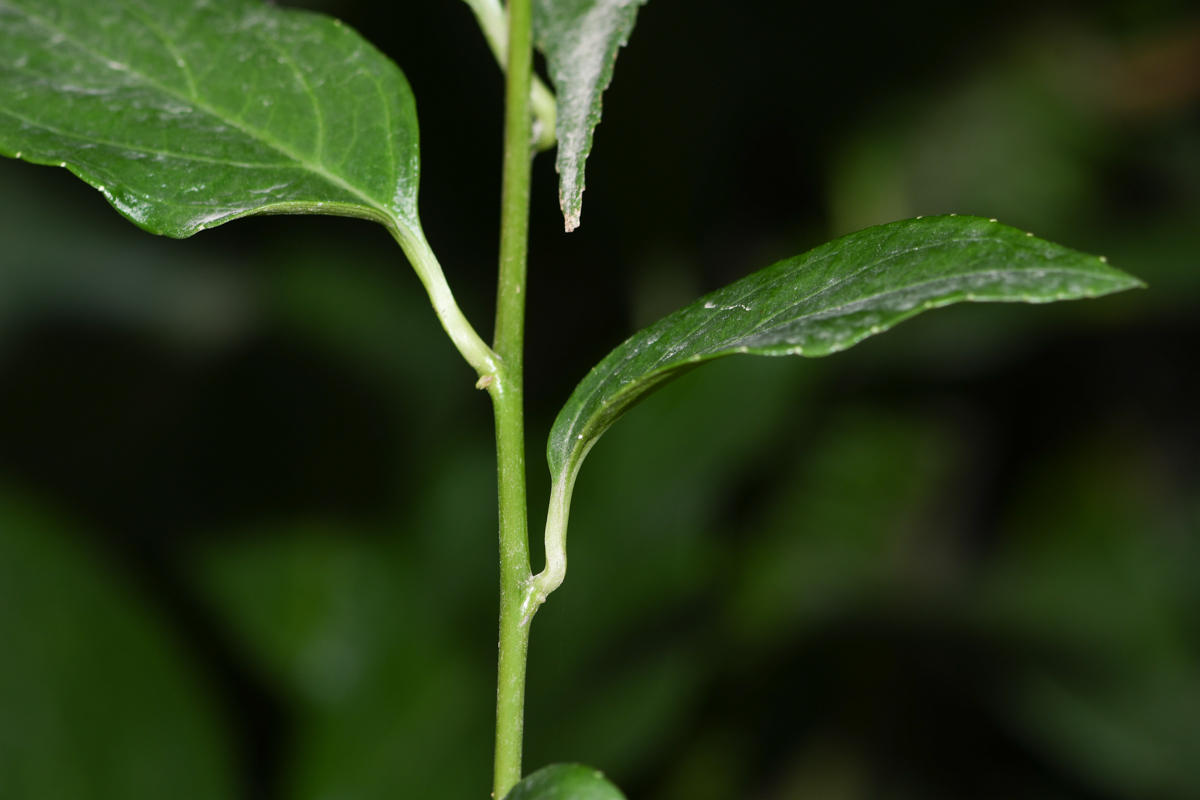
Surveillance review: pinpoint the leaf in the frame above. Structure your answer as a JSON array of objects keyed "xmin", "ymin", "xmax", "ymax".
[
  {"xmin": 548, "ymin": 215, "xmax": 1139, "ymax": 481},
  {"xmin": 533, "ymin": 215, "xmax": 1142, "ymax": 597},
  {"xmin": 733, "ymin": 408, "xmax": 953, "ymax": 642},
  {"xmin": 0, "ymin": 0, "xmax": 421, "ymax": 241},
  {"xmin": 504, "ymin": 764, "xmax": 626, "ymax": 800},
  {"xmin": 533, "ymin": 0, "xmax": 648, "ymax": 231}
]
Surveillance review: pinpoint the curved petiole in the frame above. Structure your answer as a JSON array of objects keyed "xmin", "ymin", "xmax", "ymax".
[{"xmin": 388, "ymin": 223, "xmax": 500, "ymax": 379}]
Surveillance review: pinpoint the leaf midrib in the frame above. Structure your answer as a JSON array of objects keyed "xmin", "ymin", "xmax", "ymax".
[
  {"xmin": 4, "ymin": 0, "xmax": 401, "ymax": 228},
  {"xmin": 0, "ymin": 104, "xmax": 296, "ymax": 172},
  {"xmin": 640, "ymin": 234, "xmax": 1109, "ymax": 379},
  {"xmin": 600, "ymin": 236, "xmax": 976, "ymax": 385},
  {"xmin": 114, "ymin": 0, "xmax": 199, "ymax": 97}
]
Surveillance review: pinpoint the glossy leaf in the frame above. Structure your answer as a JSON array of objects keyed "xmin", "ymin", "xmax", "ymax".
[
  {"xmin": 548, "ymin": 215, "xmax": 1139, "ymax": 481},
  {"xmin": 532, "ymin": 215, "xmax": 1142, "ymax": 598},
  {"xmin": 0, "ymin": 0, "xmax": 421, "ymax": 240},
  {"xmin": 504, "ymin": 764, "xmax": 626, "ymax": 800},
  {"xmin": 533, "ymin": 0, "xmax": 648, "ymax": 231}
]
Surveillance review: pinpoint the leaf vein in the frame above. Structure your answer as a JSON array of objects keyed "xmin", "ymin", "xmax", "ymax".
[
  {"xmin": 115, "ymin": 0, "xmax": 198, "ymax": 99},
  {"xmin": 0, "ymin": 103, "xmax": 298, "ymax": 170},
  {"xmin": 6, "ymin": 1, "xmax": 398, "ymax": 225}
]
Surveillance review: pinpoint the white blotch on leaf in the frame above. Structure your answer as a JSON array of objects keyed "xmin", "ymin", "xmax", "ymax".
[{"xmin": 544, "ymin": 0, "xmax": 647, "ymax": 231}]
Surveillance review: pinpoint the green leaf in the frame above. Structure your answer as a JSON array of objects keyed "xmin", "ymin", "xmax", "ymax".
[
  {"xmin": 504, "ymin": 764, "xmax": 626, "ymax": 800},
  {"xmin": 533, "ymin": 0, "xmax": 648, "ymax": 231},
  {"xmin": 549, "ymin": 215, "xmax": 1140, "ymax": 481},
  {"xmin": 0, "ymin": 0, "xmax": 420, "ymax": 240},
  {"xmin": 532, "ymin": 215, "xmax": 1142, "ymax": 598},
  {"xmin": 0, "ymin": 0, "xmax": 499, "ymax": 376}
]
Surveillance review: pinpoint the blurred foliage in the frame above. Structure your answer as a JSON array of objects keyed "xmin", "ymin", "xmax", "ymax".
[
  {"xmin": 0, "ymin": 489, "xmax": 236, "ymax": 799},
  {"xmin": 2, "ymin": 1, "xmax": 1200, "ymax": 800}
]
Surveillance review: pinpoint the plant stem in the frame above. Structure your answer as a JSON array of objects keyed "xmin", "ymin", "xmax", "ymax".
[
  {"xmin": 491, "ymin": 0, "xmax": 535, "ymax": 796},
  {"xmin": 488, "ymin": 373, "xmax": 533, "ymax": 800}
]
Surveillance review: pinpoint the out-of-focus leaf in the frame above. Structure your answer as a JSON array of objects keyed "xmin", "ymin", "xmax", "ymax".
[
  {"xmin": 504, "ymin": 764, "xmax": 626, "ymax": 800},
  {"xmin": 540, "ymin": 646, "xmax": 703, "ymax": 779},
  {"xmin": 979, "ymin": 437, "xmax": 1200, "ymax": 799},
  {"xmin": 547, "ymin": 216, "xmax": 1140, "ymax": 517},
  {"xmin": 0, "ymin": 0, "xmax": 422, "ymax": 241},
  {"xmin": 0, "ymin": 488, "xmax": 236, "ymax": 800},
  {"xmin": 534, "ymin": 0, "xmax": 648, "ymax": 231},
  {"xmin": 1015, "ymin": 669, "xmax": 1200, "ymax": 800},
  {"xmin": 0, "ymin": 160, "xmax": 254, "ymax": 351},
  {"xmin": 733, "ymin": 407, "xmax": 954, "ymax": 642},
  {"xmin": 194, "ymin": 524, "xmax": 493, "ymax": 800},
  {"xmin": 828, "ymin": 26, "xmax": 1109, "ymax": 237}
]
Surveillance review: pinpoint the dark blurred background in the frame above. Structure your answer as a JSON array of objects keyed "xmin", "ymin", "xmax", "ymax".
[{"xmin": 2, "ymin": 0, "xmax": 1200, "ymax": 798}]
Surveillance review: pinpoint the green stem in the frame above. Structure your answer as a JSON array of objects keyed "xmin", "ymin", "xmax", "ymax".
[
  {"xmin": 488, "ymin": 374, "xmax": 533, "ymax": 800},
  {"xmin": 491, "ymin": 0, "xmax": 536, "ymax": 797}
]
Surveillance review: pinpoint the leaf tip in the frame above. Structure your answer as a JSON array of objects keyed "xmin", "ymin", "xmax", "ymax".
[{"xmin": 564, "ymin": 211, "xmax": 581, "ymax": 232}]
